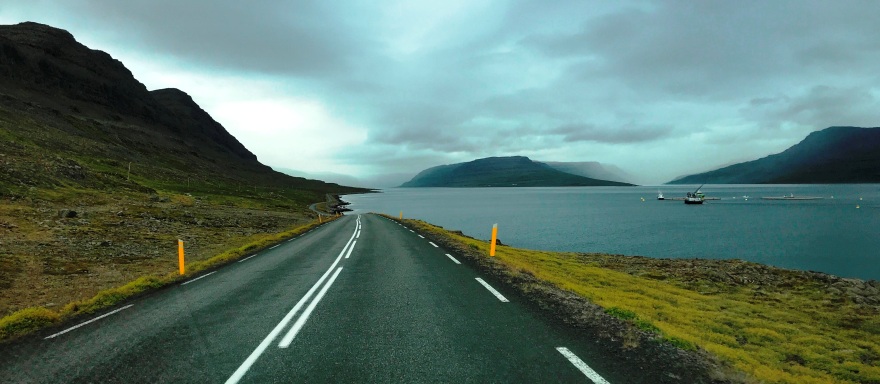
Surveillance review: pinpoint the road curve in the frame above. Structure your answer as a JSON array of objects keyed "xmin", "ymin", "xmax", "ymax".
[{"xmin": 1, "ymin": 214, "xmax": 670, "ymax": 383}]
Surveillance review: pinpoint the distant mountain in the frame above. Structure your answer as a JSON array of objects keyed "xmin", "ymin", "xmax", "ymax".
[
  {"xmin": 400, "ymin": 156, "xmax": 634, "ymax": 187},
  {"xmin": 0, "ymin": 22, "xmax": 366, "ymax": 201},
  {"xmin": 542, "ymin": 161, "xmax": 634, "ymax": 184},
  {"xmin": 669, "ymin": 126, "xmax": 880, "ymax": 184}
]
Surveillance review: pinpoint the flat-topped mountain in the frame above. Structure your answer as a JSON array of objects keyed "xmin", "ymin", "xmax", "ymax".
[
  {"xmin": 400, "ymin": 156, "xmax": 634, "ymax": 187},
  {"xmin": 669, "ymin": 126, "xmax": 880, "ymax": 184}
]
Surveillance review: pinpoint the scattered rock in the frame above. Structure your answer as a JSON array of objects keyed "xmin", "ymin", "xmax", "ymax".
[{"xmin": 58, "ymin": 209, "xmax": 77, "ymax": 218}]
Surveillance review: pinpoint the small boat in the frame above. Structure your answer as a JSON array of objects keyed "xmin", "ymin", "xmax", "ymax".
[
  {"xmin": 657, "ymin": 191, "xmax": 665, "ymax": 200},
  {"xmin": 684, "ymin": 184, "xmax": 705, "ymax": 204},
  {"xmin": 761, "ymin": 193, "xmax": 824, "ymax": 201}
]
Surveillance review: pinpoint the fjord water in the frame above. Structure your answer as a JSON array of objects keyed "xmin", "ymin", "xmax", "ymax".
[{"xmin": 344, "ymin": 185, "xmax": 880, "ymax": 280}]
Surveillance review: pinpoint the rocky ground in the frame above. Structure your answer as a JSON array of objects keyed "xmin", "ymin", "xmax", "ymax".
[
  {"xmin": 573, "ymin": 253, "xmax": 880, "ymax": 309},
  {"xmin": 0, "ymin": 192, "xmax": 312, "ymax": 317}
]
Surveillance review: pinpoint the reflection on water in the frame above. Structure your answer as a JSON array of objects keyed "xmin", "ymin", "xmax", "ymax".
[{"xmin": 345, "ymin": 185, "xmax": 880, "ymax": 280}]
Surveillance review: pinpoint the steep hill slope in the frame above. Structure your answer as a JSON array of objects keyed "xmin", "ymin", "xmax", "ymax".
[
  {"xmin": 400, "ymin": 156, "xmax": 634, "ymax": 187},
  {"xmin": 669, "ymin": 126, "xmax": 880, "ymax": 184},
  {"xmin": 0, "ymin": 21, "xmax": 363, "ymax": 198},
  {"xmin": 0, "ymin": 21, "xmax": 366, "ymax": 318}
]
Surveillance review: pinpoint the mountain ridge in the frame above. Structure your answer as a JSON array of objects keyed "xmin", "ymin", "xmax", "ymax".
[
  {"xmin": 669, "ymin": 126, "xmax": 880, "ymax": 184},
  {"xmin": 0, "ymin": 21, "xmax": 366, "ymax": 197}
]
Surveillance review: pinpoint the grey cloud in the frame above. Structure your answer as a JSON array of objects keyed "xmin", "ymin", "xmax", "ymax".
[
  {"xmin": 742, "ymin": 85, "xmax": 879, "ymax": 129},
  {"xmin": 7, "ymin": 0, "xmax": 880, "ymax": 184},
  {"xmin": 521, "ymin": 1, "xmax": 880, "ymax": 100},
  {"xmin": 73, "ymin": 1, "xmax": 376, "ymax": 76},
  {"xmin": 551, "ymin": 123, "xmax": 673, "ymax": 144}
]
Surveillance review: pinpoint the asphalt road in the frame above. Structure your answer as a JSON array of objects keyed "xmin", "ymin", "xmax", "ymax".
[{"xmin": 0, "ymin": 214, "xmax": 661, "ymax": 383}]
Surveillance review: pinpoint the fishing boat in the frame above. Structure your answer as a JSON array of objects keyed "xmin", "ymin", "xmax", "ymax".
[
  {"xmin": 684, "ymin": 184, "xmax": 705, "ymax": 204},
  {"xmin": 657, "ymin": 191, "xmax": 665, "ymax": 200},
  {"xmin": 761, "ymin": 193, "xmax": 824, "ymax": 201}
]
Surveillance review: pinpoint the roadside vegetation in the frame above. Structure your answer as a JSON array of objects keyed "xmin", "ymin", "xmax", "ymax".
[
  {"xmin": 0, "ymin": 106, "xmax": 357, "ymax": 341},
  {"xmin": 397, "ymin": 217, "xmax": 880, "ymax": 384},
  {"xmin": 0, "ymin": 216, "xmax": 336, "ymax": 341}
]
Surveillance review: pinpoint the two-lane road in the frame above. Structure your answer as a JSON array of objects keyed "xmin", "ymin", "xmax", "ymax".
[{"xmin": 1, "ymin": 214, "xmax": 657, "ymax": 383}]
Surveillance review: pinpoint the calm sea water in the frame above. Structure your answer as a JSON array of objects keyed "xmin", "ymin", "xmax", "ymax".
[{"xmin": 344, "ymin": 185, "xmax": 880, "ymax": 280}]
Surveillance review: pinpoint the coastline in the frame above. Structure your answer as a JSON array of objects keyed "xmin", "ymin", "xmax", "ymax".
[{"xmin": 388, "ymin": 215, "xmax": 880, "ymax": 384}]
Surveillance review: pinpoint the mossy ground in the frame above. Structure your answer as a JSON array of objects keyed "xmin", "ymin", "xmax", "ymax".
[
  {"xmin": 0, "ymin": 214, "xmax": 337, "ymax": 341},
  {"xmin": 398, "ymin": 217, "xmax": 880, "ymax": 384}
]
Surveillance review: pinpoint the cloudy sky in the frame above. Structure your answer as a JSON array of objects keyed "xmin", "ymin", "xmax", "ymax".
[{"xmin": 2, "ymin": 1, "xmax": 878, "ymax": 186}]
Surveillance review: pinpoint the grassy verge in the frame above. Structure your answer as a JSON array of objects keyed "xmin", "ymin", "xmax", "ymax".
[
  {"xmin": 393, "ymin": 216, "xmax": 880, "ymax": 384},
  {"xmin": 0, "ymin": 215, "xmax": 338, "ymax": 341}
]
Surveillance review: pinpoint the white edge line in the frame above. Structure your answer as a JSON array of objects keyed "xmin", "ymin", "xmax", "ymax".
[
  {"xmin": 45, "ymin": 304, "xmax": 134, "ymax": 339},
  {"xmin": 409, "ymin": 230, "xmax": 414, "ymax": 232},
  {"xmin": 225, "ymin": 224, "xmax": 358, "ymax": 384},
  {"xmin": 475, "ymin": 278, "xmax": 509, "ymax": 302},
  {"xmin": 556, "ymin": 347, "xmax": 610, "ymax": 384},
  {"xmin": 269, "ymin": 244, "xmax": 280, "ymax": 249},
  {"xmin": 181, "ymin": 271, "xmax": 217, "ymax": 285},
  {"xmin": 278, "ymin": 267, "xmax": 343, "ymax": 348},
  {"xmin": 418, "ymin": 235, "xmax": 425, "ymax": 238},
  {"xmin": 238, "ymin": 254, "xmax": 258, "ymax": 263},
  {"xmin": 445, "ymin": 254, "xmax": 461, "ymax": 264},
  {"xmin": 356, "ymin": 230, "xmax": 360, "ymax": 239},
  {"xmin": 429, "ymin": 241, "xmax": 438, "ymax": 247}
]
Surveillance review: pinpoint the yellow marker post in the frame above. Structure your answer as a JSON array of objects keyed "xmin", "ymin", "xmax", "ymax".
[
  {"xmin": 319, "ymin": 215, "xmax": 322, "ymax": 223},
  {"xmin": 489, "ymin": 223, "xmax": 498, "ymax": 256},
  {"xmin": 399, "ymin": 211, "xmax": 403, "ymax": 220},
  {"xmin": 178, "ymin": 239, "xmax": 185, "ymax": 275}
]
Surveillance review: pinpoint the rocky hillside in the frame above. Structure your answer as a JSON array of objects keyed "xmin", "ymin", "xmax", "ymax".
[
  {"xmin": 669, "ymin": 126, "xmax": 880, "ymax": 184},
  {"xmin": 0, "ymin": 22, "xmax": 367, "ymax": 318},
  {"xmin": 400, "ymin": 156, "xmax": 634, "ymax": 187},
  {"xmin": 0, "ymin": 22, "xmax": 365, "ymax": 197}
]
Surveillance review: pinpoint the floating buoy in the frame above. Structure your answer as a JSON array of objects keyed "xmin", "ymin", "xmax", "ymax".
[
  {"xmin": 856, "ymin": 205, "xmax": 860, "ymax": 209},
  {"xmin": 641, "ymin": 197, "xmax": 645, "ymax": 202},
  {"xmin": 860, "ymin": 197, "xmax": 863, "ymax": 201}
]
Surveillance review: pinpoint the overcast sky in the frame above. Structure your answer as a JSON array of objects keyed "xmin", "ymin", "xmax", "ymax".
[{"xmin": 2, "ymin": 1, "xmax": 878, "ymax": 186}]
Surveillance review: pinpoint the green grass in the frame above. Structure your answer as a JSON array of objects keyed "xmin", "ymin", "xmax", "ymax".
[
  {"xmin": 0, "ymin": 307, "xmax": 60, "ymax": 340},
  {"xmin": 0, "ymin": 216, "xmax": 338, "ymax": 342},
  {"xmin": 401, "ymin": 217, "xmax": 880, "ymax": 384}
]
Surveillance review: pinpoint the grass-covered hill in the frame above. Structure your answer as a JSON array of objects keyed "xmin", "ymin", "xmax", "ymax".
[
  {"xmin": 0, "ymin": 21, "xmax": 367, "ymax": 321},
  {"xmin": 0, "ymin": 22, "xmax": 366, "ymax": 200},
  {"xmin": 400, "ymin": 156, "xmax": 634, "ymax": 187},
  {"xmin": 669, "ymin": 126, "xmax": 880, "ymax": 184}
]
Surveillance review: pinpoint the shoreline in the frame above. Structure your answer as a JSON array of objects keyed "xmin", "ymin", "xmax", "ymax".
[{"xmin": 388, "ymin": 215, "xmax": 880, "ymax": 384}]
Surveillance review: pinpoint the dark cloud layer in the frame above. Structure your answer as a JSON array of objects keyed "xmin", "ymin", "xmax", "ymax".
[{"xmin": 3, "ymin": 0, "xmax": 879, "ymax": 183}]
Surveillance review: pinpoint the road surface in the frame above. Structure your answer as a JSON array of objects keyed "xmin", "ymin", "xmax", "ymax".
[{"xmin": 0, "ymin": 214, "xmax": 678, "ymax": 383}]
